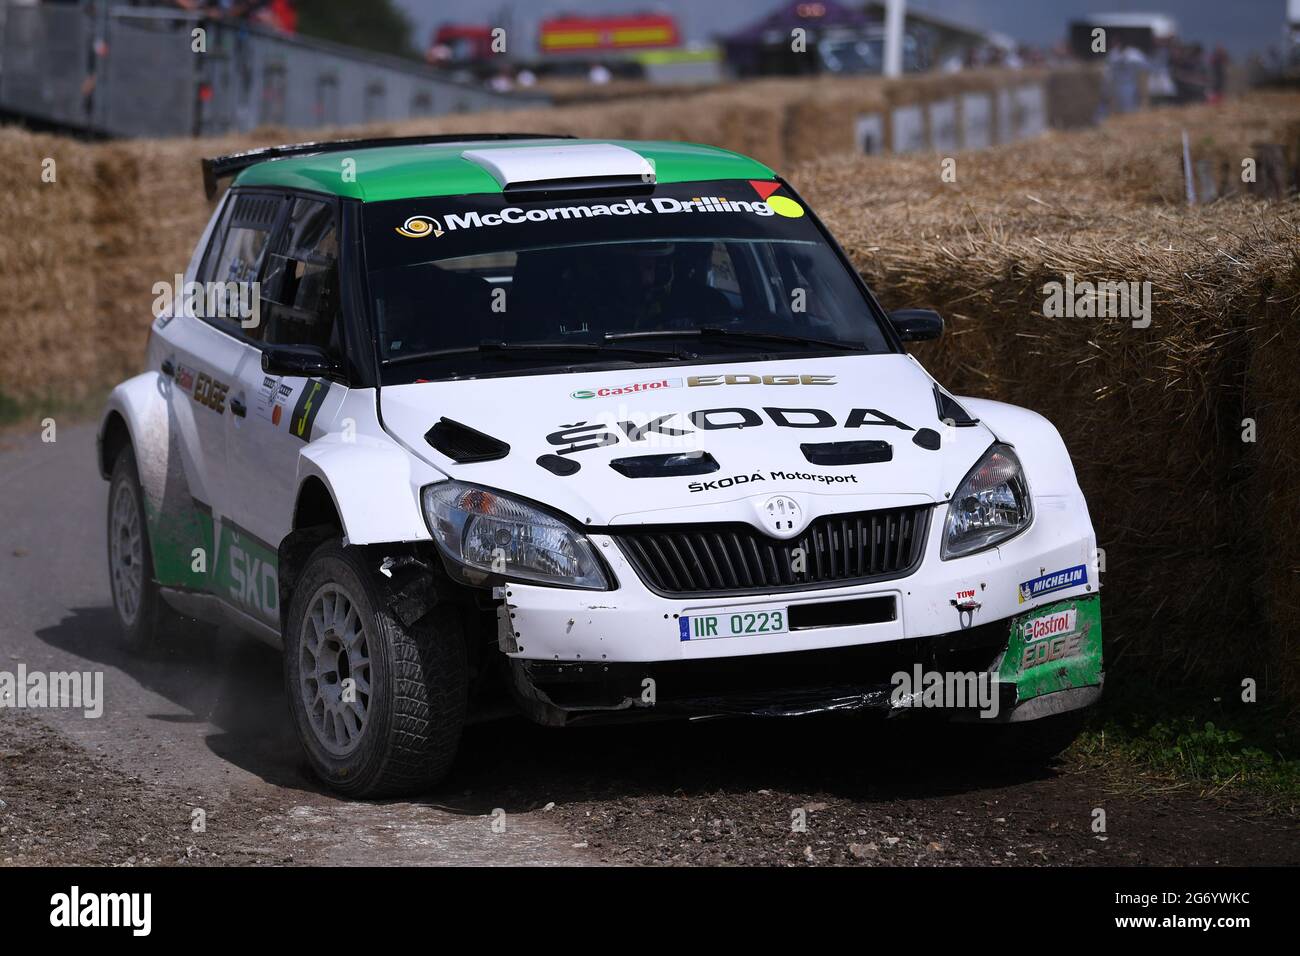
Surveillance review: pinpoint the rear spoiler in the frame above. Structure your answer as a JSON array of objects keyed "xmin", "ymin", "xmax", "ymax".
[{"xmin": 199, "ymin": 132, "xmax": 577, "ymax": 200}]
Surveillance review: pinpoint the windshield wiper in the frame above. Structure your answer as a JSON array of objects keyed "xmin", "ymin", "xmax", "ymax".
[
  {"xmin": 604, "ymin": 327, "xmax": 866, "ymax": 351},
  {"xmin": 383, "ymin": 340, "xmax": 693, "ymax": 367}
]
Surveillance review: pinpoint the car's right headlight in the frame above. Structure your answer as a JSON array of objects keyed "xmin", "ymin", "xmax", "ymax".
[
  {"xmin": 941, "ymin": 444, "xmax": 1033, "ymax": 559},
  {"xmin": 421, "ymin": 481, "xmax": 610, "ymax": 590}
]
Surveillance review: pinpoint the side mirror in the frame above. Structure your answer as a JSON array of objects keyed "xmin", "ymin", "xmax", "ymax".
[
  {"xmin": 262, "ymin": 344, "xmax": 338, "ymax": 377},
  {"xmin": 888, "ymin": 308, "xmax": 944, "ymax": 342}
]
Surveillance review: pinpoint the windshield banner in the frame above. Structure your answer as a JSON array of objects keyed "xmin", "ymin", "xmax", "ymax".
[{"xmin": 367, "ymin": 179, "xmax": 814, "ymax": 265}]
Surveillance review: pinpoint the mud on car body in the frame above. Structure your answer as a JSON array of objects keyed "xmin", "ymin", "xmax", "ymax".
[{"xmin": 99, "ymin": 135, "xmax": 1102, "ymax": 796}]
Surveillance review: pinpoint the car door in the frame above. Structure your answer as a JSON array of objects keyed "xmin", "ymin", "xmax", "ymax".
[
  {"xmin": 152, "ymin": 190, "xmax": 285, "ymax": 594},
  {"xmin": 225, "ymin": 194, "xmax": 346, "ymax": 627}
]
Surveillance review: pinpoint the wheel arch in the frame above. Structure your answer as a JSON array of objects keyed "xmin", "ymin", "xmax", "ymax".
[
  {"xmin": 97, "ymin": 371, "xmax": 193, "ymax": 589},
  {"xmin": 293, "ymin": 474, "xmax": 343, "ymax": 532},
  {"xmin": 295, "ymin": 436, "xmax": 442, "ymax": 545},
  {"xmin": 276, "ymin": 438, "xmax": 445, "ymax": 637},
  {"xmin": 99, "ymin": 411, "xmax": 132, "ymax": 479},
  {"xmin": 97, "ymin": 372, "xmax": 169, "ymax": 481},
  {"xmin": 277, "ymin": 474, "xmax": 346, "ymax": 637}
]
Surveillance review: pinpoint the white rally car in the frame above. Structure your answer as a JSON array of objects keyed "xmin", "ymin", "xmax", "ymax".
[{"xmin": 99, "ymin": 135, "xmax": 1102, "ymax": 796}]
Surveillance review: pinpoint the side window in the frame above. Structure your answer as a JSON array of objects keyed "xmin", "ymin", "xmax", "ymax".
[
  {"xmin": 261, "ymin": 197, "xmax": 341, "ymax": 355},
  {"xmin": 199, "ymin": 192, "xmax": 282, "ymax": 332}
]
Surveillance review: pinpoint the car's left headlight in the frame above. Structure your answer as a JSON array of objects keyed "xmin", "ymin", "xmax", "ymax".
[
  {"xmin": 421, "ymin": 482, "xmax": 610, "ymax": 590},
  {"xmin": 941, "ymin": 444, "xmax": 1032, "ymax": 559}
]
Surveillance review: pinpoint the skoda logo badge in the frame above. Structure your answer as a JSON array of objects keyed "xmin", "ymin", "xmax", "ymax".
[{"xmin": 761, "ymin": 495, "xmax": 802, "ymax": 539}]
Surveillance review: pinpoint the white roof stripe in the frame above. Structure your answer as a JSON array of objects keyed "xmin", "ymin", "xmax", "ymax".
[{"xmin": 461, "ymin": 143, "xmax": 655, "ymax": 188}]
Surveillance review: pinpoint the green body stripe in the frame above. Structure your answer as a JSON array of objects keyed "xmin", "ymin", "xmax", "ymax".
[
  {"xmin": 145, "ymin": 499, "xmax": 280, "ymax": 626},
  {"xmin": 144, "ymin": 497, "xmax": 213, "ymax": 589}
]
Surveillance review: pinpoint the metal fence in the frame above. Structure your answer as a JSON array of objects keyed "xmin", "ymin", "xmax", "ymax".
[{"xmin": 0, "ymin": 2, "xmax": 546, "ymax": 138}]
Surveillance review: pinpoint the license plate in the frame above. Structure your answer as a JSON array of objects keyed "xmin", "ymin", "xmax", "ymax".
[{"xmin": 679, "ymin": 606, "xmax": 788, "ymax": 642}]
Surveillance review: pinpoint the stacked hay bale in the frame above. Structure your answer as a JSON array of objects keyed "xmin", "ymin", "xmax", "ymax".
[
  {"xmin": 88, "ymin": 143, "xmax": 148, "ymax": 400},
  {"xmin": 382, "ymin": 78, "xmax": 800, "ymax": 168},
  {"xmin": 626, "ymin": 80, "xmax": 793, "ymax": 168},
  {"xmin": 1046, "ymin": 67, "xmax": 1104, "ymax": 130},
  {"xmin": 0, "ymin": 130, "xmax": 99, "ymax": 408},
  {"xmin": 1244, "ymin": 238, "xmax": 1300, "ymax": 713},
  {"xmin": 781, "ymin": 77, "xmax": 890, "ymax": 163},
  {"xmin": 793, "ymin": 94, "xmax": 1300, "ymax": 712},
  {"xmin": 0, "ymin": 68, "xmax": 1097, "ymax": 413}
]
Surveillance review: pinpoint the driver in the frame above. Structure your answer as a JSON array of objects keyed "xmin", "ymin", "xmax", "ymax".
[{"xmin": 605, "ymin": 242, "xmax": 677, "ymax": 327}]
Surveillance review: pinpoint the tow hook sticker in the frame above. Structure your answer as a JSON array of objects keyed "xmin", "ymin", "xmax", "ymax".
[{"xmin": 951, "ymin": 587, "xmax": 982, "ymax": 628}]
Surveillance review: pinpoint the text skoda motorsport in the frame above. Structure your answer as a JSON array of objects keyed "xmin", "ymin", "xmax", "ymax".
[{"xmin": 99, "ymin": 136, "xmax": 1102, "ymax": 796}]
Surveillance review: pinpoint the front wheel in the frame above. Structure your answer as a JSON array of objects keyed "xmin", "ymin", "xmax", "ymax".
[{"xmin": 283, "ymin": 541, "xmax": 468, "ymax": 797}]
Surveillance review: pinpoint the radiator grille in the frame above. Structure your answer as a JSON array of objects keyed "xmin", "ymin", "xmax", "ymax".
[{"xmin": 611, "ymin": 505, "xmax": 932, "ymax": 596}]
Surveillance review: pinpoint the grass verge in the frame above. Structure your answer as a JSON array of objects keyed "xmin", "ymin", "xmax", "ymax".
[
  {"xmin": 1071, "ymin": 678, "xmax": 1300, "ymax": 815},
  {"xmin": 0, "ymin": 386, "xmax": 111, "ymax": 433}
]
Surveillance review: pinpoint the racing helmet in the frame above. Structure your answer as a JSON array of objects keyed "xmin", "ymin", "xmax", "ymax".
[{"xmin": 606, "ymin": 242, "xmax": 676, "ymax": 307}]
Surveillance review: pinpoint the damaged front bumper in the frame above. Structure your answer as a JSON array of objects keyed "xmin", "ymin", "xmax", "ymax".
[
  {"xmin": 509, "ymin": 593, "xmax": 1103, "ymax": 725},
  {"xmin": 497, "ymin": 499, "xmax": 1102, "ymax": 723}
]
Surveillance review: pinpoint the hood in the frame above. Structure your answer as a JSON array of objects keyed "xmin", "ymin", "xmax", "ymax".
[{"xmin": 379, "ymin": 354, "xmax": 997, "ymax": 528}]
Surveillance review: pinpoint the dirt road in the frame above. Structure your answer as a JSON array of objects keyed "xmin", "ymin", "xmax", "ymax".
[{"xmin": 1, "ymin": 424, "xmax": 1294, "ymax": 866}]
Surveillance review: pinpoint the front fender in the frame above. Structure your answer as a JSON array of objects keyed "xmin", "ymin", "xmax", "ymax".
[
  {"xmin": 99, "ymin": 370, "xmax": 170, "ymax": 490},
  {"xmin": 100, "ymin": 370, "xmax": 215, "ymax": 587},
  {"xmin": 296, "ymin": 434, "xmax": 446, "ymax": 546},
  {"xmin": 958, "ymin": 397, "xmax": 1084, "ymax": 500}
]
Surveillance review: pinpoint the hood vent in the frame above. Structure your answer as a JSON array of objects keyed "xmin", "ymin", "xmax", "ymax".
[
  {"xmin": 537, "ymin": 454, "xmax": 580, "ymax": 476},
  {"xmin": 424, "ymin": 418, "xmax": 510, "ymax": 463},
  {"xmin": 912, "ymin": 428, "xmax": 941, "ymax": 451},
  {"xmin": 610, "ymin": 451, "xmax": 719, "ymax": 479},
  {"xmin": 801, "ymin": 440, "xmax": 893, "ymax": 466}
]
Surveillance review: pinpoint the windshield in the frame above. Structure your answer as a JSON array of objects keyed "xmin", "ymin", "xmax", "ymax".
[{"xmin": 363, "ymin": 179, "xmax": 893, "ymax": 382}]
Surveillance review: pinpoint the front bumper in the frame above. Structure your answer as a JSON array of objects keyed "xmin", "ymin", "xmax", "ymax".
[
  {"xmin": 502, "ymin": 493, "xmax": 1097, "ymax": 661},
  {"xmin": 511, "ymin": 593, "xmax": 1102, "ymax": 721},
  {"xmin": 498, "ymin": 492, "xmax": 1103, "ymax": 722}
]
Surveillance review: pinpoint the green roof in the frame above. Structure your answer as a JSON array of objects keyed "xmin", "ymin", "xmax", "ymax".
[{"xmin": 232, "ymin": 138, "xmax": 776, "ymax": 202}]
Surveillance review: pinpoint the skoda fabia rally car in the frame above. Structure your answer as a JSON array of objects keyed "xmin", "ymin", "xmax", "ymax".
[{"xmin": 99, "ymin": 134, "xmax": 1102, "ymax": 796}]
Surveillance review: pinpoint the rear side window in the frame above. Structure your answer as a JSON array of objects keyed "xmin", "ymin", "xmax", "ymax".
[
  {"xmin": 261, "ymin": 197, "xmax": 341, "ymax": 355},
  {"xmin": 199, "ymin": 193, "xmax": 282, "ymax": 333}
]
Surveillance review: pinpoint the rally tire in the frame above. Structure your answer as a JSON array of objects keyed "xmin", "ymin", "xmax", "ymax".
[
  {"xmin": 106, "ymin": 446, "xmax": 180, "ymax": 653},
  {"xmin": 284, "ymin": 541, "xmax": 467, "ymax": 798}
]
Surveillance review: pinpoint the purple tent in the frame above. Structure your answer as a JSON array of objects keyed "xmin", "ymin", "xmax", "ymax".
[{"xmin": 719, "ymin": 1, "xmax": 878, "ymax": 76}]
